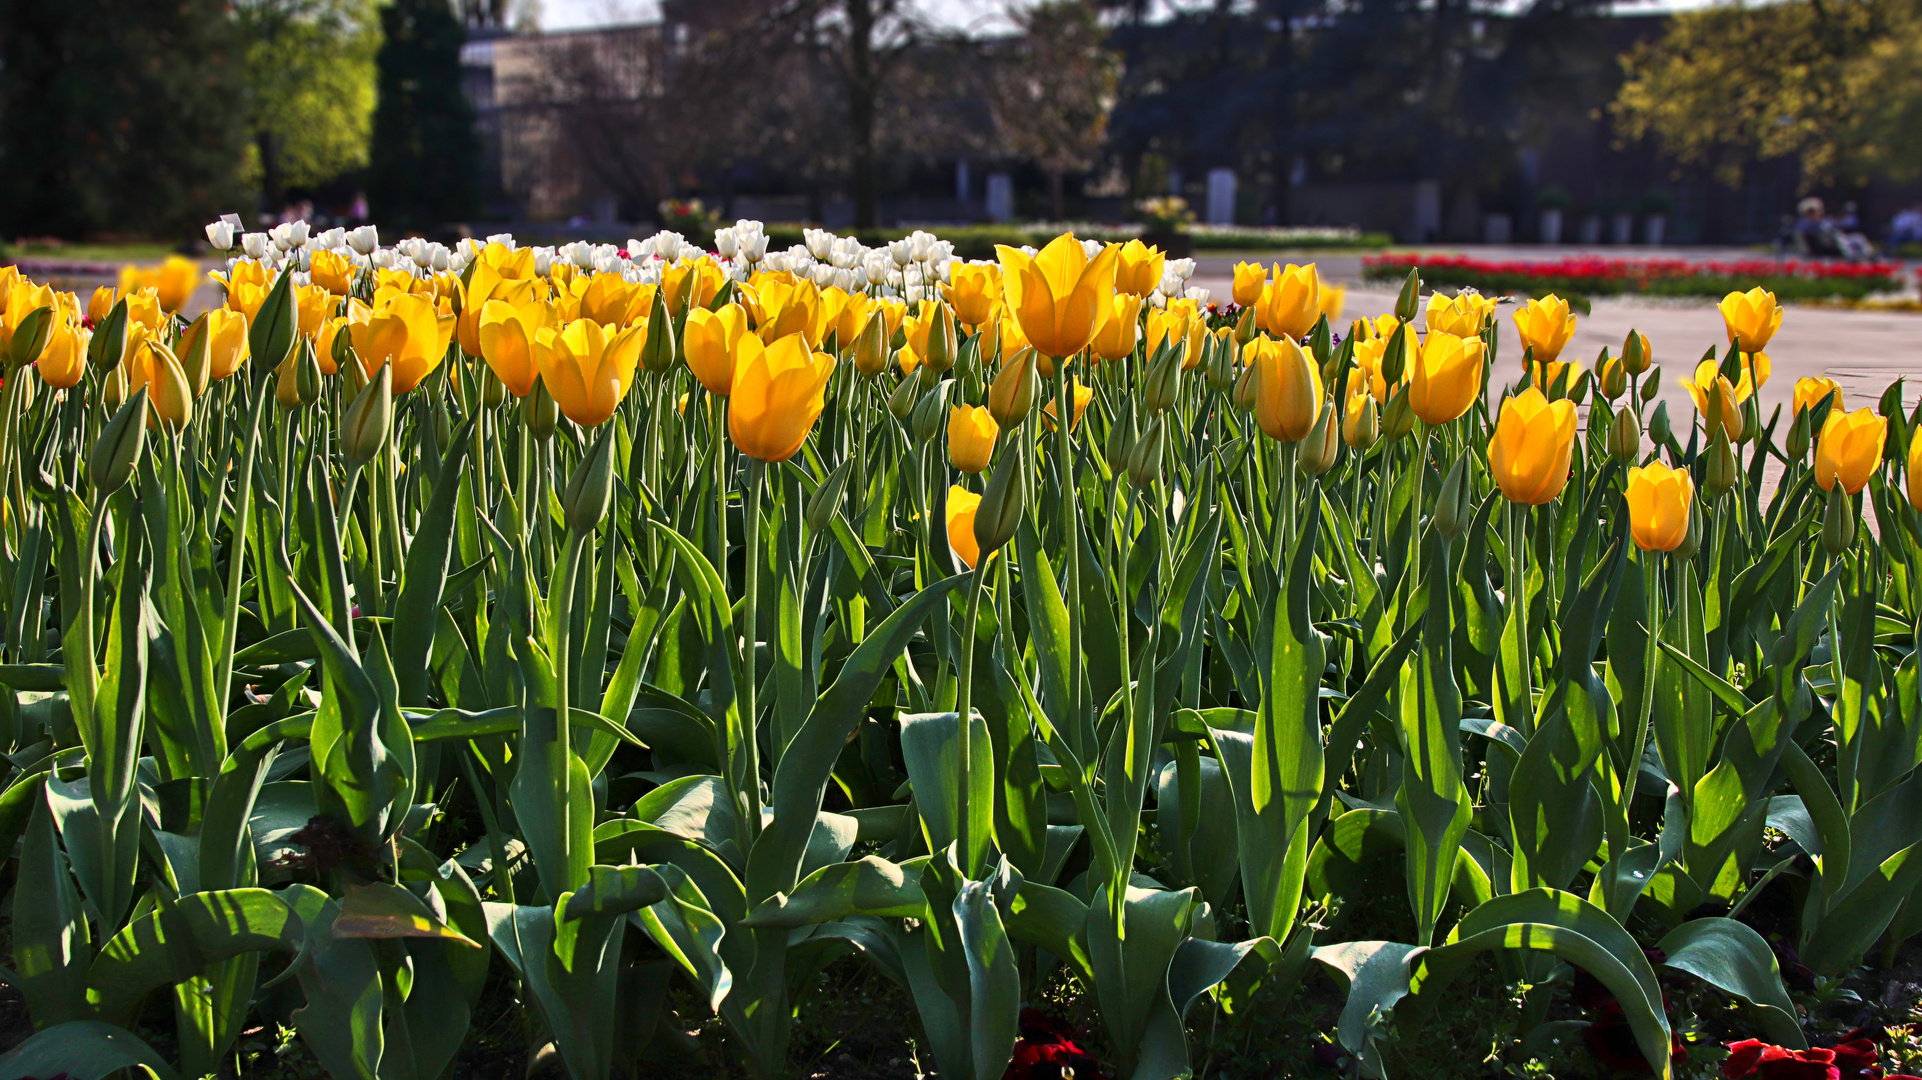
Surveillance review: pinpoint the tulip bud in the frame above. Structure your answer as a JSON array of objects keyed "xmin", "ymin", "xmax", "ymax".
[
  {"xmin": 1381, "ymin": 383, "xmax": 1416, "ymax": 441},
  {"xmin": 89, "ymin": 389, "xmax": 149, "ymax": 497},
  {"xmin": 1737, "ymin": 397, "xmax": 1760, "ymax": 445},
  {"xmin": 275, "ymin": 352, "xmax": 303, "ymax": 410},
  {"xmin": 562, "ymin": 426, "xmax": 617, "ymax": 533},
  {"xmin": 102, "ymin": 360, "xmax": 129, "ymax": 414},
  {"xmin": 1106, "ymin": 400, "xmax": 1138, "ymax": 469},
  {"xmin": 1307, "ymin": 316, "xmax": 1333, "ymax": 373},
  {"xmin": 1126, "ymin": 414, "xmax": 1164, "ymax": 490},
  {"xmin": 1434, "ymin": 455, "xmax": 1473, "ymax": 539},
  {"xmin": 1343, "ymin": 393, "xmax": 1379, "ymax": 450},
  {"xmin": 1381, "ymin": 322, "xmax": 1410, "ymax": 388},
  {"xmin": 481, "ymin": 365, "xmax": 507, "ymax": 408},
  {"xmin": 1299, "ymin": 397, "xmax": 1341, "ymax": 478},
  {"xmin": 1822, "ymin": 483, "xmax": 1857, "ymax": 554},
  {"xmin": 988, "ymin": 347, "xmax": 1039, "ymax": 427},
  {"xmin": 339, "ymin": 353, "xmax": 367, "ymax": 402},
  {"xmin": 88, "ymin": 298, "xmax": 129, "ymax": 372},
  {"xmin": 911, "ymin": 382, "xmax": 950, "ymax": 443},
  {"xmin": 923, "ymin": 301, "xmax": 957, "ymax": 375},
  {"xmin": 1609, "ymin": 406, "xmax": 1641, "ymax": 463},
  {"xmin": 1566, "ymin": 370, "xmax": 1591, "ymax": 406},
  {"xmin": 525, "ymin": 378, "xmax": 558, "ymax": 440},
  {"xmin": 1648, "ymin": 400, "xmax": 1674, "ymax": 449},
  {"xmin": 807, "ymin": 457, "xmax": 854, "ymax": 531},
  {"xmin": 1141, "ymin": 341, "xmax": 1182, "ymax": 414},
  {"xmin": 1704, "ymin": 426, "xmax": 1738, "ymax": 500},
  {"xmin": 1394, "ymin": 267, "xmax": 1421, "ymax": 323},
  {"xmin": 1598, "ymin": 351, "xmax": 1626, "ymax": 401},
  {"xmin": 1233, "ymin": 304, "xmax": 1259, "ymax": 346},
  {"xmin": 886, "ymin": 374, "xmax": 919, "ymax": 420},
  {"xmin": 854, "ymin": 313, "xmax": 890, "ymax": 377},
  {"xmin": 8, "ymin": 305, "xmax": 54, "ymax": 369},
  {"xmin": 148, "ymin": 343, "xmax": 194, "ymax": 432},
  {"xmin": 1231, "ymin": 363, "xmax": 1258, "ymax": 412},
  {"xmin": 640, "ymin": 292, "xmax": 677, "ymax": 375},
  {"xmin": 1786, "ymin": 407, "xmax": 1811, "ymax": 459},
  {"xmin": 343, "ymin": 363, "xmax": 394, "ymax": 469},
  {"xmin": 1673, "ymin": 498, "xmax": 1702, "ymax": 559},
  {"xmin": 1621, "ymin": 329, "xmax": 1650, "ymax": 376},
  {"xmin": 1205, "ymin": 333, "xmax": 1236, "ymax": 391},
  {"xmin": 1640, "ymin": 366, "xmax": 1661, "ymax": 403},
  {"xmin": 973, "ymin": 448, "xmax": 1026, "ymax": 560}
]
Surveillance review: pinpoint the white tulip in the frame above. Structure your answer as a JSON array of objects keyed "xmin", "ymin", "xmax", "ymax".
[
  {"xmin": 205, "ymin": 221, "xmax": 235, "ymax": 251},
  {"xmin": 347, "ymin": 225, "xmax": 379, "ymax": 255},
  {"xmin": 242, "ymin": 232, "xmax": 270, "ymax": 260}
]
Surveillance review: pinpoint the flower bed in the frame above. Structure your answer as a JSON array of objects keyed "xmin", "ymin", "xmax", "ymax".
[{"xmin": 1364, "ymin": 251, "xmax": 1909, "ymax": 299}]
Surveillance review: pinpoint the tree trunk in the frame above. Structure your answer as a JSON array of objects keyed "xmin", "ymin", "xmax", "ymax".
[
  {"xmin": 847, "ymin": 0, "xmax": 879, "ymax": 229},
  {"xmin": 258, "ymin": 130, "xmax": 283, "ymax": 218}
]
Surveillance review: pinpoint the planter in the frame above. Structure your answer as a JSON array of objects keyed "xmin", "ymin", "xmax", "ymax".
[
  {"xmin": 1611, "ymin": 211, "xmax": 1635, "ymax": 245},
  {"xmin": 1539, "ymin": 208, "xmax": 1564, "ymax": 244},
  {"xmin": 1141, "ymin": 230, "xmax": 1194, "ymax": 259},
  {"xmin": 1643, "ymin": 214, "xmax": 1667, "ymax": 246},
  {"xmin": 1482, "ymin": 213, "xmax": 1512, "ymax": 244}
]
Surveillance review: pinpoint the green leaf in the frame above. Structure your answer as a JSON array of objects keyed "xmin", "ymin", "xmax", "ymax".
[
  {"xmin": 333, "ymin": 883, "xmax": 481, "ymax": 947},
  {"xmin": 1657, "ymin": 918, "xmax": 1803, "ymax": 1048},
  {"xmin": 955, "ymin": 877, "xmax": 1022, "ymax": 1080},
  {"xmin": 0, "ymin": 1020, "xmax": 180, "ymax": 1080},
  {"xmin": 392, "ymin": 418, "xmax": 476, "ymax": 705}
]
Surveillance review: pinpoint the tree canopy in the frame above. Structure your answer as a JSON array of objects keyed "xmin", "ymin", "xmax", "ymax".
[
  {"xmin": 237, "ymin": 0, "xmax": 383, "ymax": 209},
  {"xmin": 1613, "ymin": 0, "xmax": 1922, "ymax": 188}
]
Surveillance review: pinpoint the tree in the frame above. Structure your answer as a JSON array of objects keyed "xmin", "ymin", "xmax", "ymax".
[
  {"xmin": 0, "ymin": 0, "xmax": 248, "ymax": 238},
  {"xmin": 237, "ymin": 0, "xmax": 382, "ymax": 212},
  {"xmin": 1612, "ymin": 0, "xmax": 1916, "ymax": 188},
  {"xmin": 368, "ymin": 0, "xmax": 480, "ymax": 227},
  {"xmin": 989, "ymin": 0, "xmax": 1121, "ymax": 221}
]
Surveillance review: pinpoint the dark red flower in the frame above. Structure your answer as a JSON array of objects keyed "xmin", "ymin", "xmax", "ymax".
[
  {"xmin": 1829, "ymin": 1038, "xmax": 1881, "ymax": 1080},
  {"xmin": 1003, "ymin": 1037, "xmax": 1102, "ymax": 1080},
  {"xmin": 1724, "ymin": 1040, "xmax": 1842, "ymax": 1080},
  {"xmin": 1584, "ymin": 1001, "xmax": 1688, "ymax": 1074}
]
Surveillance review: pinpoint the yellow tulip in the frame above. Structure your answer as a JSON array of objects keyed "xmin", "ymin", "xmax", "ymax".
[
  {"xmin": 350, "ymin": 291, "xmax": 455, "ymax": 393},
  {"xmin": 1249, "ymin": 336, "xmax": 1323, "ymax": 442},
  {"xmin": 314, "ymin": 317, "xmax": 344, "ymax": 376},
  {"xmin": 729, "ymin": 332, "xmax": 835, "ymax": 461},
  {"xmin": 144, "ymin": 342, "xmax": 194, "ymax": 431},
  {"xmin": 660, "ymin": 259, "xmax": 724, "ymax": 317},
  {"xmin": 1488, "ymin": 387, "xmax": 1577, "ymax": 504},
  {"xmin": 999, "ymin": 314, "xmax": 1035, "ymax": 374},
  {"xmin": 182, "ymin": 307, "xmax": 250, "ymax": 383},
  {"xmin": 1352, "ymin": 322, "xmax": 1413, "ymax": 404},
  {"xmin": 1341, "ymin": 376, "xmax": 1377, "ymax": 449},
  {"xmin": 1814, "ymin": 407, "xmax": 1886, "ymax": 494},
  {"xmin": 119, "ymin": 255, "xmax": 197, "ymax": 314},
  {"xmin": 1259, "ymin": 262, "xmax": 1321, "ymax": 340},
  {"xmin": 1410, "ymin": 331, "xmax": 1483, "ymax": 425},
  {"xmin": 1232, "ymin": 262, "xmax": 1266, "ymax": 308},
  {"xmin": 0, "ymin": 277, "xmax": 55, "ymax": 359},
  {"xmin": 1529, "ymin": 358, "xmax": 1582, "ymax": 398},
  {"xmin": 1040, "ymin": 379, "xmax": 1094, "ymax": 434},
  {"xmin": 296, "ymin": 284, "xmax": 334, "ymax": 339},
  {"xmin": 577, "ymin": 274, "xmax": 636, "ymax": 328},
  {"xmin": 1425, "ymin": 292, "xmax": 1486, "ymax": 338},
  {"xmin": 479, "ymin": 295, "xmax": 551, "ymax": 398},
  {"xmin": 1719, "ymin": 287, "xmax": 1781, "ymax": 353},
  {"xmin": 756, "ymin": 277, "xmax": 825, "ymax": 348},
  {"xmin": 833, "ymin": 291, "xmax": 876, "ymax": 347},
  {"xmin": 87, "ymin": 286, "xmax": 116, "ymax": 325},
  {"xmin": 534, "ymin": 317, "xmax": 646, "ymax": 427},
  {"xmin": 683, "ymin": 305, "xmax": 747, "ymax": 397},
  {"xmin": 995, "ymin": 233, "xmax": 1119, "ymax": 360},
  {"xmin": 460, "ymin": 277, "xmax": 540, "ymax": 357},
  {"xmin": 36, "ymin": 321, "xmax": 86, "ymax": 390},
  {"xmin": 1625, "ymin": 462, "xmax": 1694, "ymax": 552},
  {"xmin": 1794, "ymin": 376, "xmax": 1843, "ymax": 417},
  {"xmin": 1513, "ymin": 295, "xmax": 1575, "ymax": 365},
  {"xmin": 310, "ymin": 249, "xmax": 356, "ymax": 296},
  {"xmin": 1907, "ymin": 426, "xmax": 1922, "ymax": 512},
  {"xmin": 1681, "ymin": 362, "xmax": 1743, "ymax": 440},
  {"xmin": 1114, "ymin": 239, "xmax": 1165, "ymax": 298},
  {"xmin": 949, "ymin": 405, "xmax": 999, "ymax": 473},
  {"xmin": 947, "ymin": 485, "xmax": 983, "ymax": 569},
  {"xmin": 1090, "ymin": 293, "xmax": 1142, "ymax": 362},
  {"xmin": 1319, "ymin": 284, "xmax": 1346, "ymax": 325},
  {"xmin": 944, "ymin": 263, "xmax": 1002, "ymax": 327}
]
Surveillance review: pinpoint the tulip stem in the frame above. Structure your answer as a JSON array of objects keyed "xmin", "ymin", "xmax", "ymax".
[
  {"xmin": 1507, "ymin": 501, "xmax": 1533, "ymax": 734},
  {"xmin": 953, "ymin": 554, "xmax": 989, "ymax": 876},
  {"xmin": 1056, "ymin": 368, "xmax": 1083, "ymax": 735},
  {"xmin": 212, "ymin": 380, "xmax": 268, "ymax": 718},
  {"xmin": 741, "ymin": 457, "xmax": 766, "ymax": 842},
  {"xmin": 712, "ymin": 394, "xmax": 728, "ymax": 596}
]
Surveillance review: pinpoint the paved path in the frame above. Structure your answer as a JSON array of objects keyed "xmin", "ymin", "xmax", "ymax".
[{"xmin": 1190, "ymin": 251, "xmax": 1922, "ymax": 420}]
